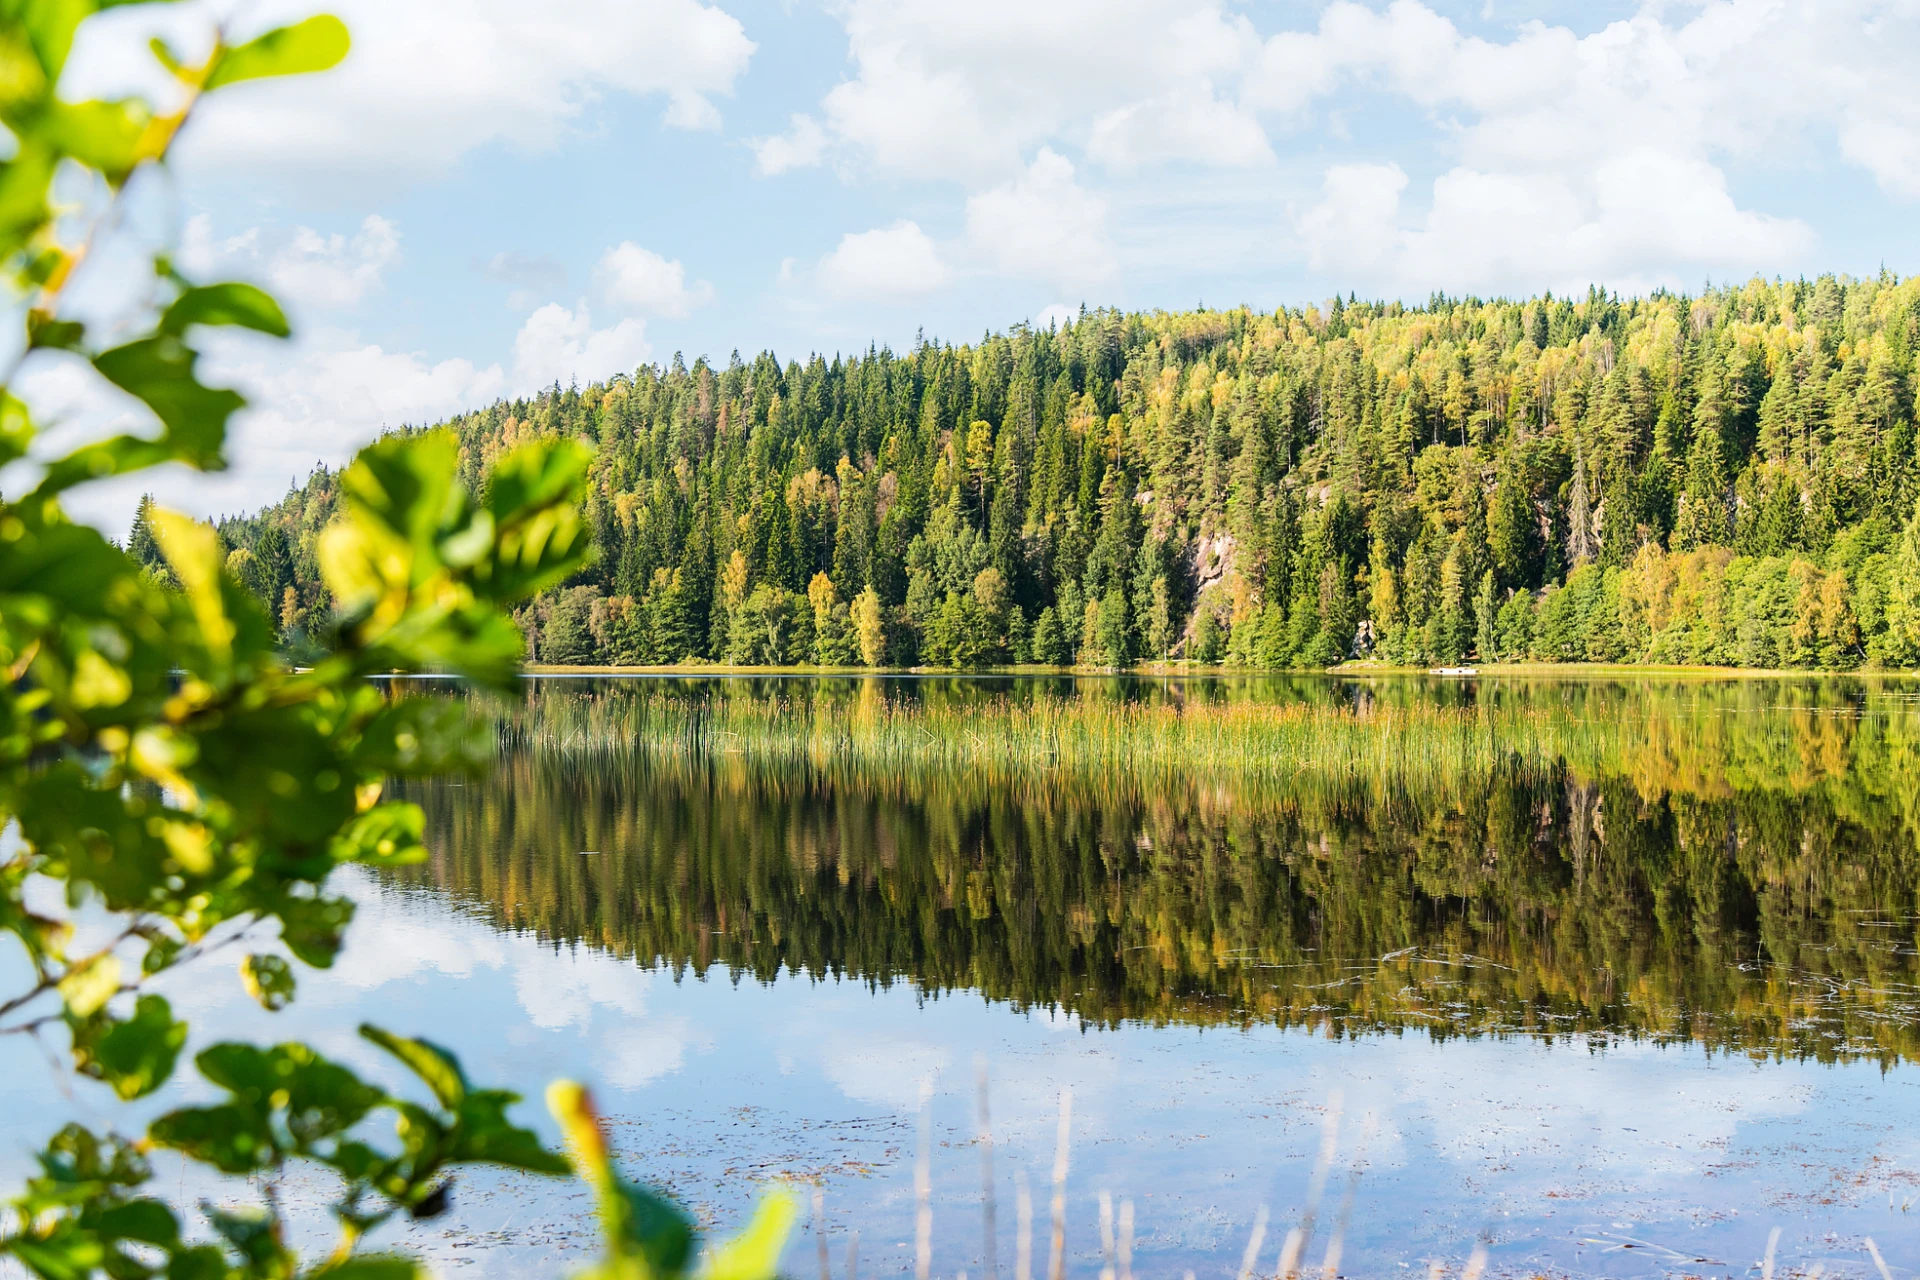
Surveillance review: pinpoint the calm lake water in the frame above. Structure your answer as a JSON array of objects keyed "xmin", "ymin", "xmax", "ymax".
[{"xmin": 10, "ymin": 674, "xmax": 1920, "ymax": 1279}]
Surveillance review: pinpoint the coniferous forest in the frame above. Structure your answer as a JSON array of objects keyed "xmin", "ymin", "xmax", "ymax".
[{"xmin": 179, "ymin": 275, "xmax": 1920, "ymax": 670}]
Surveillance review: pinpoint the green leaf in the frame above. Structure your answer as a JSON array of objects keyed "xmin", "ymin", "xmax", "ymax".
[
  {"xmin": 341, "ymin": 430, "xmax": 462, "ymax": 550},
  {"xmin": 328, "ymin": 804, "xmax": 427, "ymax": 867},
  {"xmin": 205, "ymin": 16, "xmax": 350, "ymax": 90},
  {"xmin": 162, "ymin": 283, "xmax": 290, "ymax": 338},
  {"xmin": 27, "ymin": 309, "xmax": 84, "ymax": 351},
  {"xmin": 93, "ymin": 1198, "xmax": 181, "ymax": 1247},
  {"xmin": 57, "ymin": 952, "xmax": 121, "ymax": 1018},
  {"xmin": 196, "ymin": 1042, "xmax": 385, "ymax": 1147},
  {"xmin": 203, "ymin": 1204, "xmax": 290, "ymax": 1271},
  {"xmin": 705, "ymin": 1191, "xmax": 798, "ymax": 1280},
  {"xmin": 147, "ymin": 1103, "xmax": 274, "ymax": 1175},
  {"xmin": 357, "ymin": 698, "xmax": 488, "ymax": 775},
  {"xmin": 153, "ymin": 1042, "xmax": 386, "ymax": 1172},
  {"xmin": 43, "ymin": 98, "xmax": 150, "ymax": 181},
  {"xmin": 6, "ymin": 1230, "xmax": 104, "ymax": 1280},
  {"xmin": 0, "ymin": 388, "xmax": 34, "ymax": 465},
  {"xmin": 608, "ymin": 1182, "xmax": 697, "ymax": 1276},
  {"xmin": 276, "ymin": 893, "xmax": 356, "ymax": 968},
  {"xmin": 71, "ymin": 994, "xmax": 186, "ymax": 1099},
  {"xmin": 164, "ymin": 1245, "xmax": 229, "ymax": 1280},
  {"xmin": 240, "ymin": 954, "xmax": 296, "ymax": 1011},
  {"xmin": 360, "ymin": 1025, "xmax": 465, "ymax": 1109},
  {"xmin": 480, "ymin": 438, "xmax": 596, "ymax": 600},
  {"xmin": 31, "ymin": 1124, "xmax": 150, "ymax": 1195},
  {"xmin": 450, "ymin": 1090, "xmax": 570, "ymax": 1176},
  {"xmin": 93, "ymin": 336, "xmax": 243, "ymax": 470}
]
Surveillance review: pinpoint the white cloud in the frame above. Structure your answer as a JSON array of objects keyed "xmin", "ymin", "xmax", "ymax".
[
  {"xmin": 1087, "ymin": 88, "xmax": 1273, "ymax": 171},
  {"xmin": 782, "ymin": 0, "xmax": 1920, "ymax": 302},
  {"xmin": 964, "ymin": 149, "xmax": 1115, "ymax": 292},
  {"xmin": 1294, "ymin": 149, "xmax": 1813, "ymax": 298},
  {"xmin": 818, "ymin": 222, "xmax": 951, "ymax": 302},
  {"xmin": 178, "ymin": 214, "xmax": 401, "ymax": 310},
  {"xmin": 268, "ymin": 216, "xmax": 402, "ymax": 309},
  {"xmin": 30, "ymin": 295, "xmax": 650, "ymax": 530},
  {"xmin": 594, "ymin": 242, "xmax": 712, "ymax": 317},
  {"xmin": 68, "ymin": 0, "xmax": 756, "ymax": 182},
  {"xmin": 513, "ymin": 303, "xmax": 652, "ymax": 389},
  {"xmin": 179, "ymin": 215, "xmax": 258, "ymax": 275},
  {"xmin": 1260, "ymin": 1, "xmax": 1908, "ymax": 291},
  {"xmin": 752, "ymin": 114, "xmax": 827, "ymax": 176},
  {"xmin": 812, "ymin": 0, "xmax": 1263, "ymax": 182}
]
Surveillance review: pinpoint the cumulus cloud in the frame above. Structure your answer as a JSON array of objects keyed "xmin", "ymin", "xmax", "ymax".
[
  {"xmin": 1278, "ymin": 3, "xmax": 1832, "ymax": 293},
  {"xmin": 66, "ymin": 0, "xmax": 756, "ymax": 183},
  {"xmin": 268, "ymin": 216, "xmax": 402, "ymax": 308},
  {"xmin": 818, "ymin": 222, "xmax": 951, "ymax": 301},
  {"xmin": 179, "ymin": 213, "xmax": 401, "ymax": 310},
  {"xmin": 752, "ymin": 114, "xmax": 827, "ymax": 176},
  {"xmin": 594, "ymin": 242, "xmax": 713, "ymax": 317},
  {"xmin": 34, "ymin": 295, "xmax": 652, "ymax": 531},
  {"xmin": 810, "ymin": 0, "xmax": 1264, "ymax": 182},
  {"xmin": 964, "ymin": 149, "xmax": 1115, "ymax": 291},
  {"xmin": 782, "ymin": 0, "xmax": 1920, "ymax": 301},
  {"xmin": 1087, "ymin": 88, "xmax": 1273, "ymax": 171},
  {"xmin": 512, "ymin": 303, "xmax": 652, "ymax": 389}
]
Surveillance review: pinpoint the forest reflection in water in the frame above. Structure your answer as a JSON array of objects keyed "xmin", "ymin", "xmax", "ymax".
[{"xmin": 387, "ymin": 674, "xmax": 1920, "ymax": 1066}]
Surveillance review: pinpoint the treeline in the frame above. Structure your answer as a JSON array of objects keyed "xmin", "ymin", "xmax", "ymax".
[{"xmin": 193, "ymin": 273, "xmax": 1920, "ymax": 669}]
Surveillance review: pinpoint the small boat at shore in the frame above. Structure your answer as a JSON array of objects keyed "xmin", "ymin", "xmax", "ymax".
[{"xmin": 1429, "ymin": 666, "xmax": 1479, "ymax": 676}]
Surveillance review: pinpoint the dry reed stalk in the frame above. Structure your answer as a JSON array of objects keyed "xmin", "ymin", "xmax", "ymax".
[
  {"xmin": 814, "ymin": 1185, "xmax": 831, "ymax": 1280},
  {"xmin": 846, "ymin": 1232, "xmax": 859, "ymax": 1280},
  {"xmin": 1318, "ymin": 1112, "xmax": 1376, "ymax": 1280},
  {"xmin": 1048, "ymin": 1088, "xmax": 1073, "ymax": 1280},
  {"xmin": 1118, "ymin": 1199, "xmax": 1134, "ymax": 1280},
  {"xmin": 1015, "ymin": 1173, "xmax": 1034, "ymax": 1280},
  {"xmin": 978, "ymin": 1061, "xmax": 999, "ymax": 1280},
  {"xmin": 1276, "ymin": 1093, "xmax": 1344, "ymax": 1279},
  {"xmin": 1098, "ymin": 1192, "xmax": 1116, "ymax": 1280},
  {"xmin": 1867, "ymin": 1237, "xmax": 1893, "ymax": 1280},
  {"xmin": 917, "ymin": 1080, "xmax": 934, "ymax": 1280},
  {"xmin": 1235, "ymin": 1205, "xmax": 1270, "ymax": 1280},
  {"xmin": 1461, "ymin": 1243, "xmax": 1487, "ymax": 1280},
  {"xmin": 1762, "ymin": 1226, "xmax": 1780, "ymax": 1280}
]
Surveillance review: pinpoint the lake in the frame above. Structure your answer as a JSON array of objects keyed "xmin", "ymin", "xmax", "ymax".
[{"xmin": 8, "ymin": 674, "xmax": 1920, "ymax": 1279}]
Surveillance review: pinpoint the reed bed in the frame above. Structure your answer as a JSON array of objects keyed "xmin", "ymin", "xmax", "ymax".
[{"xmin": 501, "ymin": 690, "xmax": 1627, "ymax": 802}]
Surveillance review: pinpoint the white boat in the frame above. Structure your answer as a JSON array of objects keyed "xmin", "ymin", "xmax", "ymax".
[{"xmin": 1429, "ymin": 666, "xmax": 1479, "ymax": 676}]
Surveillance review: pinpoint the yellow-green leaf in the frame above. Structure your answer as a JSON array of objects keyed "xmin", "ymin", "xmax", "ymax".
[
  {"xmin": 704, "ymin": 1191, "xmax": 798, "ymax": 1280},
  {"xmin": 205, "ymin": 16, "xmax": 349, "ymax": 90},
  {"xmin": 59, "ymin": 953, "xmax": 122, "ymax": 1018}
]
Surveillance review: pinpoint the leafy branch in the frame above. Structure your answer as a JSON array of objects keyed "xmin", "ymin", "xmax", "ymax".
[{"xmin": 0, "ymin": 5, "xmax": 795, "ymax": 1279}]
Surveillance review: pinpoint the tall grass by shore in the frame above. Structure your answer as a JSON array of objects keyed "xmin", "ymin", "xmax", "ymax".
[{"xmin": 498, "ymin": 687, "xmax": 1627, "ymax": 804}]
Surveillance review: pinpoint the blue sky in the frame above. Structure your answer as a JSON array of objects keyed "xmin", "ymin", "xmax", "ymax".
[{"xmin": 35, "ymin": 0, "xmax": 1920, "ymax": 527}]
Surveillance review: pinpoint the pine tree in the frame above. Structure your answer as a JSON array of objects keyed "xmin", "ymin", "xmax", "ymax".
[
  {"xmin": 126, "ymin": 495, "xmax": 164, "ymax": 571},
  {"xmin": 1674, "ymin": 426, "xmax": 1732, "ymax": 550},
  {"xmin": 1565, "ymin": 444, "xmax": 1595, "ymax": 566}
]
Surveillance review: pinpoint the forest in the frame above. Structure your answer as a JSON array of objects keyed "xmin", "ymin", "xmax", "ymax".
[{"xmin": 175, "ymin": 273, "xmax": 1920, "ymax": 670}]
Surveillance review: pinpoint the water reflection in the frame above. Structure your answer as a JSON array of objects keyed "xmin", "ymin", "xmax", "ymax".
[{"xmin": 389, "ymin": 675, "xmax": 1920, "ymax": 1066}]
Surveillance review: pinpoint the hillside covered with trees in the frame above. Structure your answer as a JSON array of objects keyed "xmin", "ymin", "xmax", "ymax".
[{"xmin": 173, "ymin": 273, "xmax": 1920, "ymax": 670}]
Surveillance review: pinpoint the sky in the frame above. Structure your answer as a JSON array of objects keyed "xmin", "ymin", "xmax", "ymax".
[{"xmin": 24, "ymin": 0, "xmax": 1920, "ymax": 530}]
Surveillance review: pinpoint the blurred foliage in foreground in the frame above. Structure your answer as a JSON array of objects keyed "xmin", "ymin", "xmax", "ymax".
[{"xmin": 0, "ymin": 6, "xmax": 789, "ymax": 1279}]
